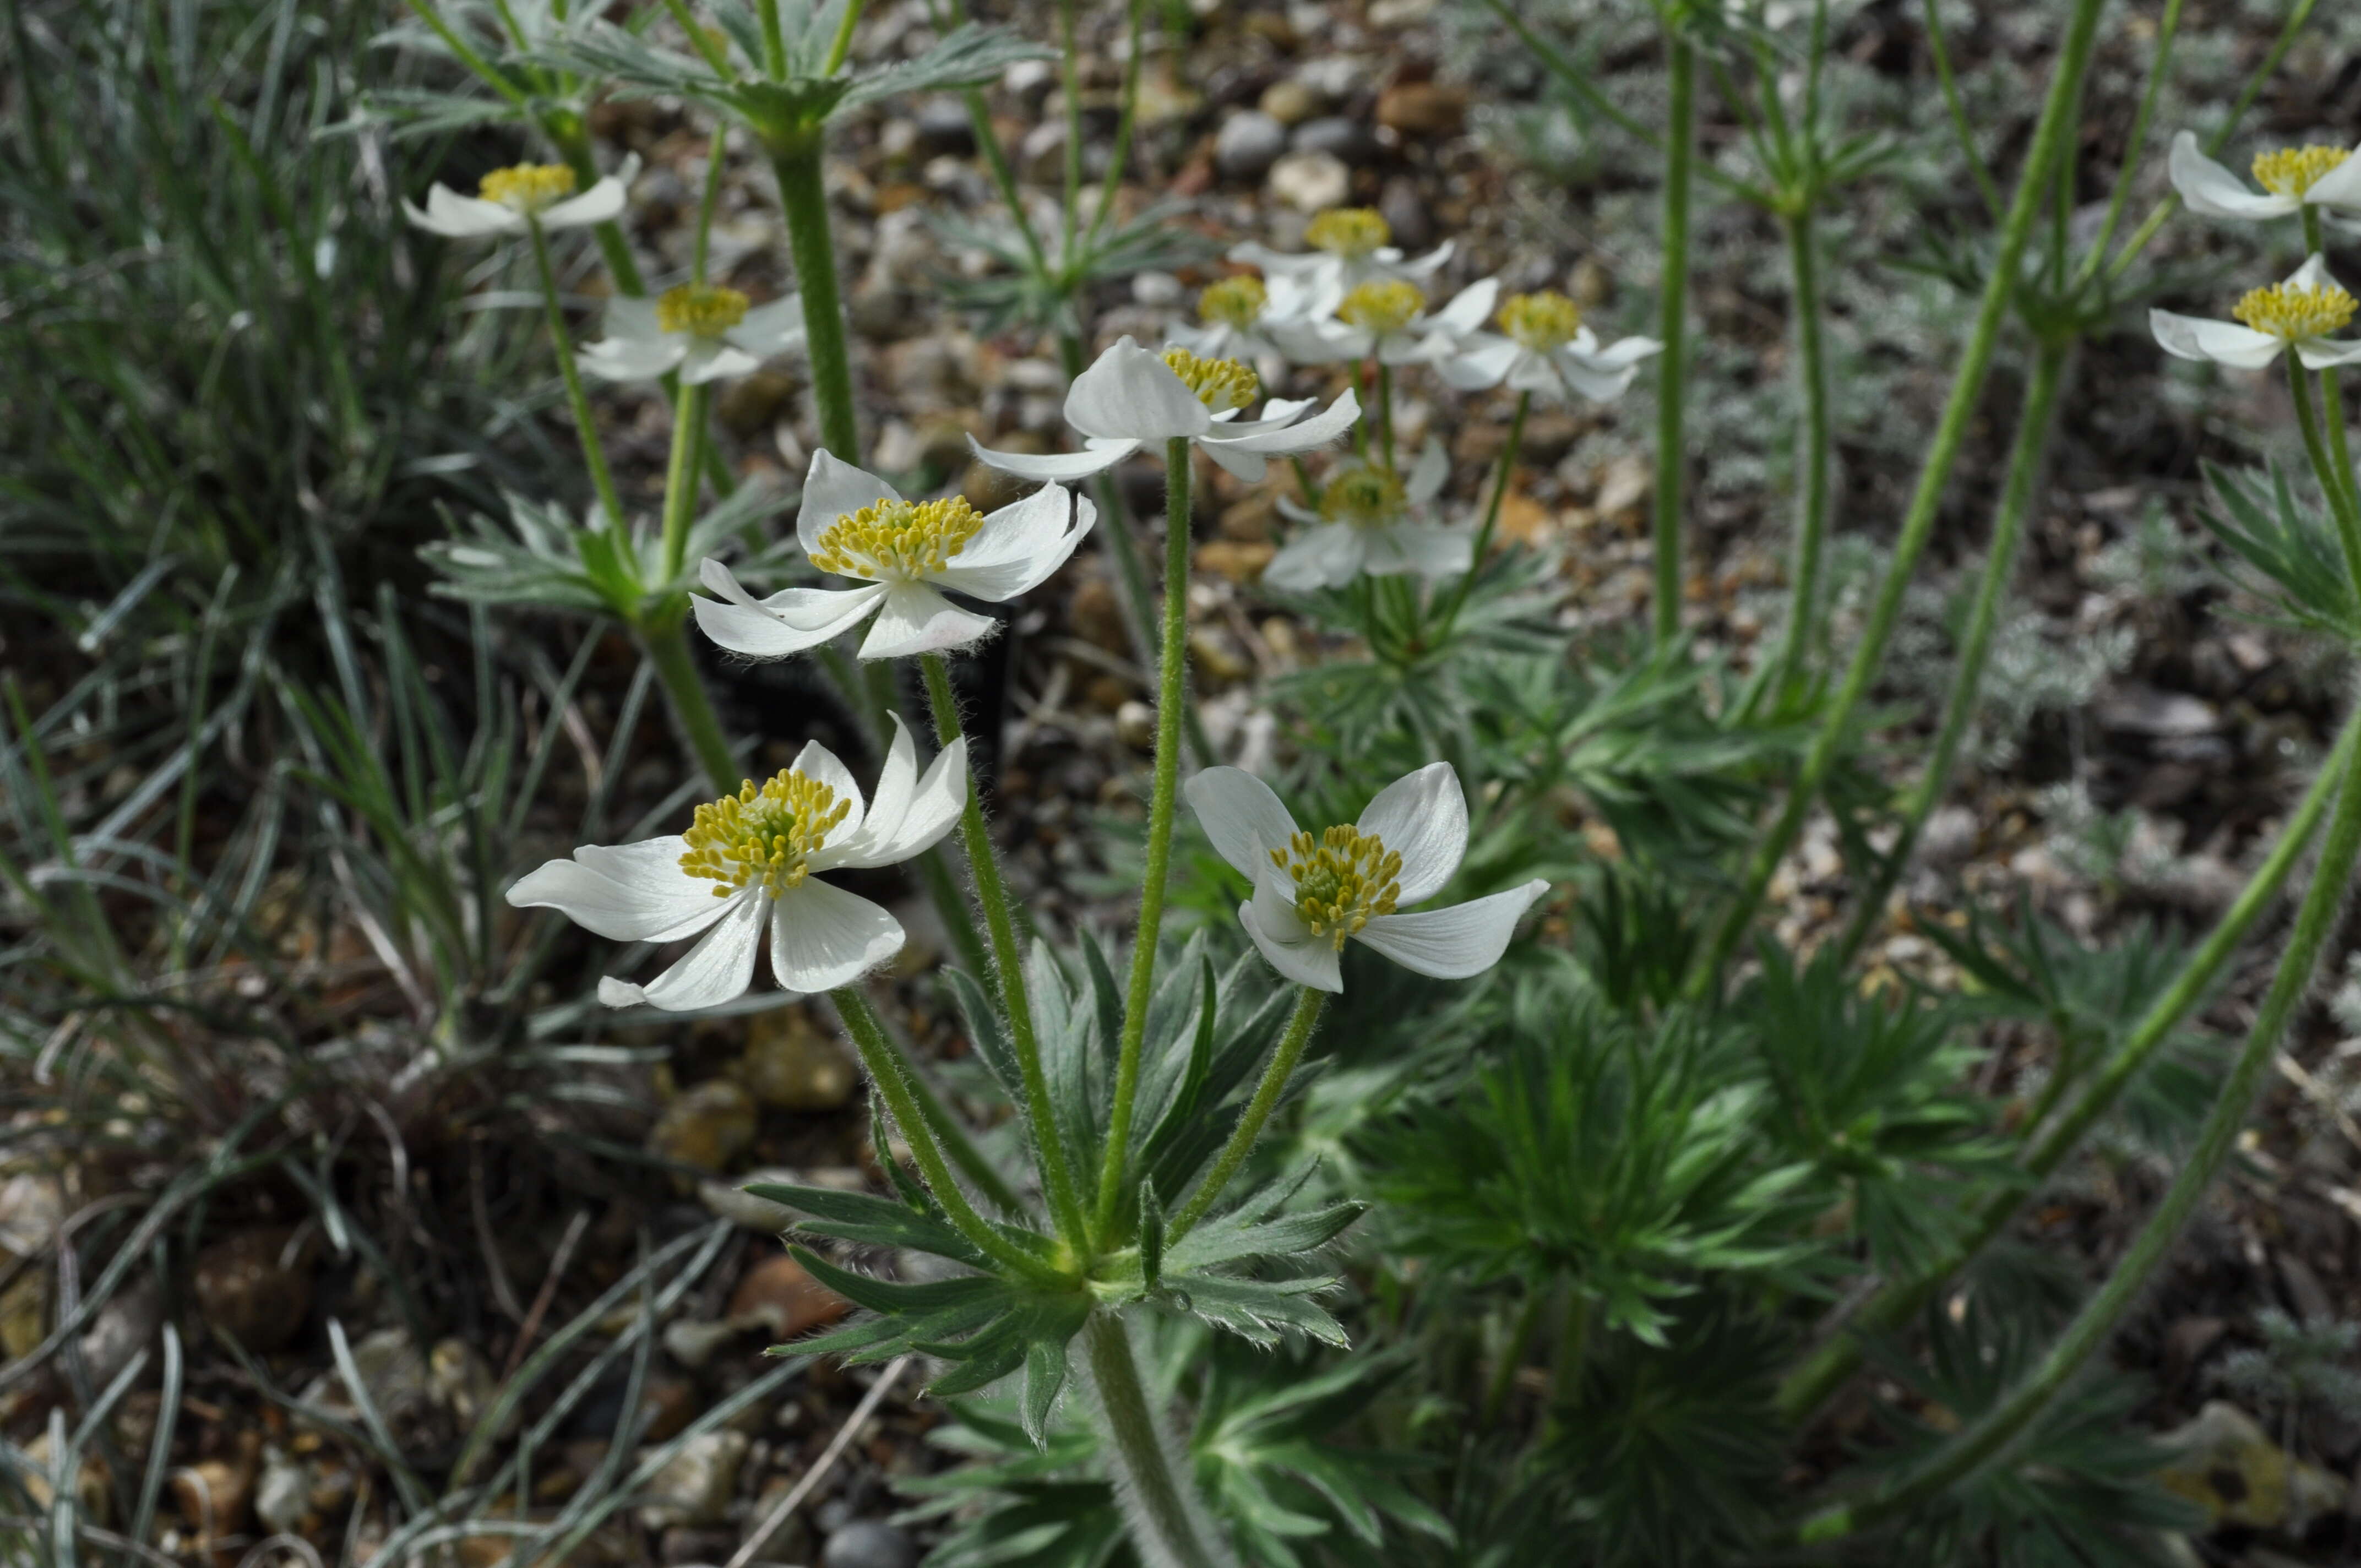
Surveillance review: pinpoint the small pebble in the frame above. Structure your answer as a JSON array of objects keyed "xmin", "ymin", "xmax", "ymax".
[
  {"xmin": 1215, "ymin": 111, "xmax": 1287, "ymax": 179},
  {"xmin": 1290, "ymin": 116, "xmax": 1377, "ymax": 165},
  {"xmin": 1267, "ymin": 151, "xmax": 1351, "ymax": 214},
  {"xmin": 822, "ymin": 1520, "xmax": 918, "ymax": 1568}
]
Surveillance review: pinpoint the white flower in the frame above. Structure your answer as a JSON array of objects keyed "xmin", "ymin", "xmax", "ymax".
[
  {"xmin": 508, "ymin": 717, "xmax": 964, "ymax": 1008},
  {"xmin": 1185, "ymin": 762, "xmax": 1549, "ymax": 993},
  {"xmin": 1166, "ymin": 274, "xmax": 1332, "ymax": 364},
  {"xmin": 2167, "ymin": 130, "xmax": 2361, "ymax": 221},
  {"xmin": 1263, "ymin": 442, "xmax": 1470, "ymax": 592},
  {"xmin": 2150, "ymin": 254, "xmax": 2361, "ymax": 371},
  {"xmin": 580, "ymin": 284, "xmax": 806, "ymax": 384},
  {"xmin": 693, "ymin": 451, "xmax": 1094, "ymax": 662},
  {"xmin": 403, "ymin": 157, "xmax": 637, "ymax": 238},
  {"xmin": 968, "ymin": 337, "xmax": 1361, "ymax": 484},
  {"xmin": 1230, "ymin": 207, "xmax": 1452, "ymax": 319},
  {"xmin": 1441, "ymin": 289, "xmax": 1663, "ymax": 402},
  {"xmin": 1272, "ymin": 278, "xmax": 1500, "ymax": 367}
]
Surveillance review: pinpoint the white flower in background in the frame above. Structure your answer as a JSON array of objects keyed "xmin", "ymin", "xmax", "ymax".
[
  {"xmin": 969, "ymin": 336, "xmax": 1361, "ymax": 483},
  {"xmin": 508, "ymin": 718, "xmax": 964, "ymax": 1008},
  {"xmin": 694, "ymin": 452, "xmax": 1094, "ymax": 662},
  {"xmin": 1185, "ymin": 762, "xmax": 1549, "ymax": 993},
  {"xmin": 2167, "ymin": 130, "xmax": 2361, "ymax": 220},
  {"xmin": 403, "ymin": 157, "xmax": 637, "ymax": 238},
  {"xmin": 1273, "ymin": 278, "xmax": 1500, "ymax": 367},
  {"xmin": 2150, "ymin": 254, "xmax": 2361, "ymax": 371},
  {"xmin": 1167, "ymin": 275, "xmax": 1329, "ymax": 364},
  {"xmin": 1231, "ymin": 208, "xmax": 1452, "ymax": 319},
  {"xmin": 580, "ymin": 284, "xmax": 807, "ymax": 384},
  {"xmin": 1263, "ymin": 442, "xmax": 1470, "ymax": 592},
  {"xmin": 1442, "ymin": 290, "xmax": 1664, "ymax": 402}
]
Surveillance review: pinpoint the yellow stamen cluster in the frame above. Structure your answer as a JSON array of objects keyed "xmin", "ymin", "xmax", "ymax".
[
  {"xmin": 2252, "ymin": 145, "xmax": 2351, "ymax": 199},
  {"xmin": 1499, "ymin": 290, "xmax": 1584, "ymax": 352},
  {"xmin": 1272, "ymin": 826, "xmax": 1402, "ymax": 950},
  {"xmin": 656, "ymin": 283, "xmax": 751, "ymax": 337},
  {"xmin": 478, "ymin": 164, "xmax": 578, "ymax": 212},
  {"xmin": 1162, "ymin": 347, "xmax": 1261, "ymax": 412},
  {"xmin": 2231, "ymin": 280, "xmax": 2357, "ymax": 341},
  {"xmin": 1318, "ymin": 465, "xmax": 1407, "ymax": 527},
  {"xmin": 1305, "ymin": 208, "xmax": 1391, "ymax": 258},
  {"xmin": 1338, "ymin": 280, "xmax": 1424, "ymax": 335},
  {"xmin": 679, "ymin": 772, "xmax": 850, "ymax": 899},
  {"xmin": 809, "ymin": 496, "xmax": 986, "ymax": 580},
  {"xmin": 1199, "ymin": 276, "xmax": 1269, "ymax": 329}
]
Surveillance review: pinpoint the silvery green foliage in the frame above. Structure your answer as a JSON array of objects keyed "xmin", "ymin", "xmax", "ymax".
[
  {"xmin": 2218, "ymin": 1310, "xmax": 2361, "ymax": 1444},
  {"xmin": 421, "ymin": 482, "xmax": 797, "ymax": 617}
]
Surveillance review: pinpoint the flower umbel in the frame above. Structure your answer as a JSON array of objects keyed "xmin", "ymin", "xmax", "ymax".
[
  {"xmin": 679, "ymin": 771, "xmax": 851, "ymax": 898},
  {"xmin": 2232, "ymin": 279, "xmax": 2358, "ymax": 341},
  {"xmin": 480, "ymin": 164, "xmax": 578, "ymax": 212},
  {"xmin": 1161, "ymin": 347, "xmax": 1261, "ymax": 412},
  {"xmin": 656, "ymin": 283, "xmax": 752, "ymax": 337},
  {"xmin": 1498, "ymin": 291, "xmax": 1584, "ymax": 353},
  {"xmin": 2253, "ymin": 145, "xmax": 2352, "ymax": 199},
  {"xmin": 1275, "ymin": 826, "xmax": 1402, "ymax": 949},
  {"xmin": 1307, "ymin": 208, "xmax": 1392, "ymax": 257}
]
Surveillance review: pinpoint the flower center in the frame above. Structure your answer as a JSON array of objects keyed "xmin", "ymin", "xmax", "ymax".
[
  {"xmin": 1199, "ymin": 276, "xmax": 1269, "ymax": 330},
  {"xmin": 1337, "ymin": 280, "xmax": 1424, "ymax": 335},
  {"xmin": 1305, "ymin": 208, "xmax": 1391, "ymax": 258},
  {"xmin": 2252, "ymin": 145, "xmax": 2351, "ymax": 198},
  {"xmin": 1318, "ymin": 465, "xmax": 1407, "ymax": 527},
  {"xmin": 679, "ymin": 772, "xmax": 851, "ymax": 899},
  {"xmin": 656, "ymin": 282, "xmax": 751, "ymax": 337},
  {"xmin": 808, "ymin": 496, "xmax": 986, "ymax": 580},
  {"xmin": 477, "ymin": 164, "xmax": 578, "ymax": 213},
  {"xmin": 2231, "ymin": 280, "xmax": 2357, "ymax": 341},
  {"xmin": 1162, "ymin": 347, "xmax": 1261, "ymax": 412},
  {"xmin": 1272, "ymin": 826, "xmax": 1402, "ymax": 950},
  {"xmin": 1499, "ymin": 290, "xmax": 1583, "ymax": 352}
]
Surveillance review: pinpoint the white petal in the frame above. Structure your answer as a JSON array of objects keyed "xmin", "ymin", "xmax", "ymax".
[
  {"xmin": 1439, "ymin": 336, "xmax": 1524, "ymax": 391},
  {"xmin": 769, "ymin": 878, "xmax": 905, "ymax": 992},
  {"xmin": 1260, "ymin": 524, "xmax": 1365, "ymax": 592},
  {"xmin": 798, "ymin": 450, "xmax": 904, "ymax": 558},
  {"xmin": 1430, "ymin": 277, "xmax": 1500, "ymax": 336},
  {"xmin": 933, "ymin": 491, "xmax": 1093, "ymax": 600},
  {"xmin": 692, "ymin": 579, "xmax": 888, "ymax": 658},
  {"xmin": 579, "ymin": 333, "xmax": 688, "ymax": 383},
  {"xmin": 2288, "ymin": 253, "xmax": 2340, "ymax": 293},
  {"xmin": 681, "ymin": 340, "xmax": 761, "ymax": 384},
  {"xmin": 1508, "ymin": 352, "xmax": 1568, "ymax": 396},
  {"xmin": 602, "ymin": 296, "xmax": 662, "ymax": 339},
  {"xmin": 1268, "ymin": 320, "xmax": 1364, "ymax": 364},
  {"xmin": 967, "ymin": 435, "xmax": 1134, "ymax": 481},
  {"xmin": 1212, "ymin": 399, "xmax": 1315, "ymax": 439},
  {"xmin": 537, "ymin": 170, "xmax": 630, "ymax": 231},
  {"xmin": 2308, "ymin": 150, "xmax": 2361, "ymax": 211},
  {"xmin": 1207, "ymin": 388, "xmax": 1361, "ymax": 456},
  {"xmin": 856, "ymin": 582, "xmax": 999, "ymax": 659},
  {"xmin": 1065, "ymin": 336, "xmax": 1212, "ymax": 442},
  {"xmin": 1407, "ymin": 439, "xmax": 1449, "ymax": 504},
  {"xmin": 1354, "ymin": 880, "xmax": 1549, "ymax": 979},
  {"xmin": 1201, "ymin": 442, "xmax": 1271, "ymax": 482},
  {"xmin": 1238, "ymin": 894, "xmax": 1342, "ymax": 993},
  {"xmin": 2149, "ymin": 309, "xmax": 2284, "ymax": 369},
  {"xmin": 2296, "ymin": 336, "xmax": 2361, "ymax": 368},
  {"xmin": 946, "ymin": 482, "xmax": 1074, "ymax": 568},
  {"xmin": 728, "ymin": 295, "xmax": 807, "ymax": 355},
  {"xmin": 507, "ymin": 835, "xmax": 728, "ymax": 943},
  {"xmin": 830, "ymin": 733, "xmax": 967, "ymax": 869},
  {"xmin": 2168, "ymin": 130, "xmax": 2296, "ymax": 220},
  {"xmin": 1183, "ymin": 766, "xmax": 1301, "ymax": 880},
  {"xmin": 404, "ymin": 186, "xmax": 518, "ymax": 238},
  {"xmin": 790, "ymin": 739, "xmax": 867, "ymax": 843},
  {"xmin": 1390, "ymin": 240, "xmax": 1454, "ymax": 280},
  {"xmin": 1228, "ymin": 241, "xmax": 1332, "ymax": 281},
  {"xmin": 1354, "ymin": 763, "xmax": 1466, "ymax": 904},
  {"xmin": 604, "ymin": 890, "xmax": 766, "ymax": 1010},
  {"xmin": 1366, "ymin": 523, "xmax": 1472, "ymax": 580}
]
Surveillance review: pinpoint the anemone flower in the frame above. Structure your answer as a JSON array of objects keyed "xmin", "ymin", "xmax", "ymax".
[
  {"xmin": 968, "ymin": 336, "xmax": 1360, "ymax": 484},
  {"xmin": 579, "ymin": 284, "xmax": 807, "ymax": 384},
  {"xmin": 1272, "ymin": 278, "xmax": 1500, "ymax": 367},
  {"xmin": 403, "ymin": 157, "xmax": 637, "ymax": 238},
  {"xmin": 1262, "ymin": 442, "xmax": 1470, "ymax": 592},
  {"xmin": 2150, "ymin": 254, "xmax": 2361, "ymax": 371},
  {"xmin": 508, "ymin": 717, "xmax": 962, "ymax": 1008},
  {"xmin": 693, "ymin": 451, "xmax": 1094, "ymax": 662},
  {"xmin": 1440, "ymin": 288, "xmax": 1664, "ymax": 402},
  {"xmin": 1166, "ymin": 274, "xmax": 1331, "ymax": 364},
  {"xmin": 2167, "ymin": 130, "xmax": 2361, "ymax": 221},
  {"xmin": 1184, "ymin": 762, "xmax": 1549, "ymax": 993},
  {"xmin": 1230, "ymin": 207, "xmax": 1453, "ymax": 317}
]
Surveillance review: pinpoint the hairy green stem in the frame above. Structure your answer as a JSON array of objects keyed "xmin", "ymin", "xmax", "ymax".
[
  {"xmin": 2289, "ymin": 353, "xmax": 2361, "ymax": 593},
  {"xmin": 1095, "ymin": 439, "xmax": 1196, "ymax": 1242},
  {"xmin": 1651, "ymin": 26, "xmax": 1696, "ymax": 647},
  {"xmin": 1772, "ymin": 208, "xmax": 1835, "ymax": 691},
  {"xmin": 1778, "ymin": 711, "xmax": 2360, "ymax": 1422},
  {"xmin": 1082, "ymin": 1313, "xmax": 1237, "ymax": 1568},
  {"xmin": 831, "ymin": 987, "xmax": 1049, "ymax": 1278},
  {"xmin": 2068, "ymin": 0, "xmax": 2180, "ymax": 292},
  {"xmin": 1432, "ymin": 391, "xmax": 1530, "ymax": 645},
  {"xmin": 1057, "ymin": 0, "xmax": 1083, "ymax": 263},
  {"xmin": 2303, "ymin": 209, "xmax": 2361, "ymax": 532},
  {"xmin": 899, "ymin": 1021, "xmax": 1024, "ymax": 1213},
  {"xmin": 920, "ymin": 653, "xmax": 1089, "ymax": 1243},
  {"xmin": 1797, "ymin": 696, "xmax": 2361, "ymax": 1544},
  {"xmin": 659, "ymin": 379, "xmax": 708, "ymax": 584},
  {"xmin": 1377, "ymin": 363, "xmax": 1397, "ymax": 474},
  {"xmin": 550, "ymin": 127, "xmax": 648, "ymax": 298},
  {"xmin": 1834, "ymin": 339, "xmax": 2071, "ymax": 962},
  {"xmin": 525, "ymin": 217, "xmax": 628, "ymax": 547},
  {"xmin": 1169, "ymin": 987, "xmax": 1328, "ymax": 1242},
  {"xmin": 1689, "ymin": 0, "xmax": 2108, "ymax": 997},
  {"xmin": 638, "ymin": 615, "xmax": 738, "ymax": 793},
  {"xmin": 765, "ymin": 135, "xmax": 859, "ymax": 461}
]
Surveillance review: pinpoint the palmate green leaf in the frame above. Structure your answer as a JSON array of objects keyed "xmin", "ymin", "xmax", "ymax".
[
  {"xmin": 739, "ymin": 1182, "xmax": 986, "ymax": 1263},
  {"xmin": 2196, "ymin": 459, "xmax": 2361, "ymax": 640},
  {"xmin": 785, "ymin": 1246, "xmax": 1090, "ymax": 1400},
  {"xmin": 836, "ymin": 23, "xmax": 1054, "ymax": 113},
  {"xmin": 944, "ymin": 965, "xmax": 1023, "ymax": 1106},
  {"xmin": 1166, "ymin": 1275, "xmax": 1350, "ymax": 1351},
  {"xmin": 420, "ymin": 484, "xmax": 793, "ymax": 617},
  {"xmin": 1163, "ymin": 1197, "xmax": 1364, "ymax": 1273}
]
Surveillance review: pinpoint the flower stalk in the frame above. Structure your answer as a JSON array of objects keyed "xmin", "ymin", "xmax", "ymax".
[
  {"xmin": 1168, "ymin": 987, "xmax": 1326, "ymax": 1242},
  {"xmin": 638, "ymin": 614, "xmax": 739, "ymax": 796},
  {"xmin": 2287, "ymin": 350, "xmax": 2361, "ymax": 590},
  {"xmin": 1081, "ymin": 1313, "xmax": 1238, "ymax": 1568},
  {"xmin": 765, "ymin": 133, "xmax": 860, "ymax": 461},
  {"xmin": 1772, "ymin": 206, "xmax": 1834, "ymax": 691},
  {"xmin": 1652, "ymin": 24, "xmax": 1696, "ymax": 646},
  {"xmin": 524, "ymin": 216, "xmax": 629, "ymax": 547}
]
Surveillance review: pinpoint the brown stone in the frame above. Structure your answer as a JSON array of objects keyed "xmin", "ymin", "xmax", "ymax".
[
  {"xmin": 739, "ymin": 1008, "xmax": 857, "ymax": 1112},
  {"xmin": 1195, "ymin": 540, "xmax": 1274, "ymax": 584},
  {"xmin": 192, "ymin": 1227, "xmax": 315, "ymax": 1352},
  {"xmin": 1376, "ymin": 83, "xmax": 1466, "ymax": 136},
  {"xmin": 726, "ymin": 1253, "xmax": 851, "ymax": 1342},
  {"xmin": 1068, "ymin": 575, "xmax": 1131, "ymax": 653},
  {"xmin": 1218, "ymin": 495, "xmax": 1275, "ymax": 542},
  {"xmin": 715, "ymin": 371, "xmax": 797, "ymax": 439},
  {"xmin": 648, "ymin": 1080, "xmax": 759, "ymax": 1177}
]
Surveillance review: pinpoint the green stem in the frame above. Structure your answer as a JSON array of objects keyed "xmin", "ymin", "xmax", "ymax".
[
  {"xmin": 2288, "ymin": 352, "xmax": 2361, "ymax": 592},
  {"xmin": 765, "ymin": 134, "xmax": 859, "ymax": 461},
  {"xmin": 1688, "ymin": 0, "xmax": 2108, "ymax": 998},
  {"xmin": 2068, "ymin": 0, "xmax": 2181, "ymax": 293},
  {"xmin": 1168, "ymin": 987, "xmax": 1326, "ymax": 1242},
  {"xmin": 1377, "ymin": 363, "xmax": 1397, "ymax": 474},
  {"xmin": 1057, "ymin": 0, "xmax": 1082, "ymax": 264},
  {"xmin": 525, "ymin": 217, "xmax": 629, "ymax": 548},
  {"xmin": 1772, "ymin": 208, "xmax": 1834, "ymax": 692},
  {"xmin": 550, "ymin": 127, "xmax": 647, "ymax": 298},
  {"xmin": 1834, "ymin": 337, "xmax": 2071, "ymax": 963},
  {"xmin": 1094, "ymin": 438, "xmax": 1196, "ymax": 1242},
  {"xmin": 1479, "ymin": 1287, "xmax": 1547, "ymax": 1429},
  {"xmin": 1652, "ymin": 25, "xmax": 1695, "ymax": 647},
  {"xmin": 1432, "ymin": 392, "xmax": 1530, "ymax": 645},
  {"xmin": 1777, "ymin": 710, "xmax": 2359, "ymax": 1423},
  {"xmin": 1921, "ymin": 0, "xmax": 1999, "ymax": 220},
  {"xmin": 659, "ymin": 380, "xmax": 709, "ymax": 584},
  {"xmin": 638, "ymin": 614, "xmax": 738, "ymax": 793},
  {"xmin": 1081, "ymin": 1313, "xmax": 1237, "ymax": 1568},
  {"xmin": 1796, "ymin": 696, "xmax": 2361, "ymax": 1545},
  {"xmin": 755, "ymin": 0, "xmax": 787, "ymax": 76},
  {"xmin": 899, "ymin": 1027, "xmax": 1025, "ymax": 1213},
  {"xmin": 1080, "ymin": 0, "xmax": 1146, "ymax": 253},
  {"xmin": 692, "ymin": 126, "xmax": 728, "ymax": 281},
  {"xmin": 1059, "ymin": 331, "xmax": 1162, "ymax": 674},
  {"xmin": 820, "ymin": 0, "xmax": 865, "ymax": 74},
  {"xmin": 830, "ymin": 987, "xmax": 1052, "ymax": 1279},
  {"xmin": 920, "ymin": 653, "xmax": 1090, "ymax": 1244}
]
